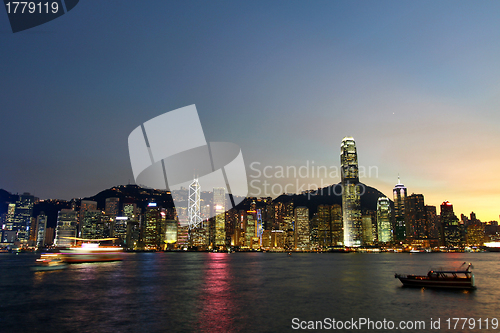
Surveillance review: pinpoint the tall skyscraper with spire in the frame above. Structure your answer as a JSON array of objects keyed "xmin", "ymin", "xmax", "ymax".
[
  {"xmin": 393, "ymin": 176, "xmax": 407, "ymax": 241},
  {"xmin": 340, "ymin": 137, "xmax": 362, "ymax": 247}
]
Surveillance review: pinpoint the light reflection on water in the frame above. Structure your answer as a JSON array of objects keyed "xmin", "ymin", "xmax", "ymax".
[{"xmin": 0, "ymin": 252, "xmax": 500, "ymax": 332}]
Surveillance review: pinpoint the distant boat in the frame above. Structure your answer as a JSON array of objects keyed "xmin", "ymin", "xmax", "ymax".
[{"xmin": 395, "ymin": 262, "xmax": 476, "ymax": 289}]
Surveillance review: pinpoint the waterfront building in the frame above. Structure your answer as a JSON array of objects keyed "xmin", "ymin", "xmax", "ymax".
[
  {"xmin": 13, "ymin": 193, "xmax": 35, "ymax": 242},
  {"xmin": 393, "ymin": 177, "xmax": 407, "ymax": 241},
  {"xmin": 331, "ymin": 204, "xmax": 343, "ymax": 245},
  {"xmin": 79, "ymin": 200, "xmax": 97, "ymax": 236},
  {"xmin": 54, "ymin": 209, "xmax": 77, "ymax": 247},
  {"xmin": 81, "ymin": 210, "xmax": 104, "ymax": 239},
  {"xmin": 425, "ymin": 205, "xmax": 440, "ymax": 246},
  {"xmin": 317, "ymin": 205, "xmax": 332, "ymax": 248},
  {"xmin": 361, "ymin": 212, "xmax": 376, "ymax": 245},
  {"xmin": 441, "ymin": 201, "xmax": 463, "ymax": 247},
  {"xmin": 35, "ymin": 212, "xmax": 47, "ymax": 248},
  {"xmin": 466, "ymin": 222, "xmax": 485, "ymax": 247},
  {"xmin": 405, "ymin": 194, "xmax": 427, "ymax": 240},
  {"xmin": 144, "ymin": 203, "xmax": 161, "ymax": 250},
  {"xmin": 213, "ymin": 187, "xmax": 226, "ymax": 247},
  {"xmin": 309, "ymin": 216, "xmax": 320, "ymax": 250},
  {"xmin": 340, "ymin": 137, "xmax": 362, "ymax": 247},
  {"xmin": 105, "ymin": 197, "xmax": 120, "ymax": 216},
  {"xmin": 377, "ymin": 197, "xmax": 392, "ymax": 243},
  {"xmin": 165, "ymin": 220, "xmax": 178, "ymax": 246},
  {"xmin": 188, "ymin": 179, "xmax": 202, "ymax": 229},
  {"xmin": 295, "ymin": 206, "xmax": 310, "ymax": 250}
]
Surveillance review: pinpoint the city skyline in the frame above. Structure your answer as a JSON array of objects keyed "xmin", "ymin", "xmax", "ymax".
[{"xmin": 1, "ymin": 1, "xmax": 500, "ymax": 221}]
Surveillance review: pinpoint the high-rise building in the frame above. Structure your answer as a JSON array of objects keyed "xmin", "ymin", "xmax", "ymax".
[
  {"xmin": 213, "ymin": 187, "xmax": 226, "ymax": 247},
  {"xmin": 393, "ymin": 177, "xmax": 407, "ymax": 241},
  {"xmin": 105, "ymin": 198, "xmax": 120, "ymax": 216},
  {"xmin": 361, "ymin": 212, "xmax": 376, "ymax": 245},
  {"xmin": 317, "ymin": 205, "xmax": 332, "ymax": 248},
  {"xmin": 331, "ymin": 204, "xmax": 343, "ymax": 246},
  {"xmin": 35, "ymin": 212, "xmax": 47, "ymax": 248},
  {"xmin": 144, "ymin": 203, "xmax": 161, "ymax": 250},
  {"xmin": 54, "ymin": 209, "xmax": 77, "ymax": 248},
  {"xmin": 425, "ymin": 205, "xmax": 440, "ymax": 244},
  {"xmin": 81, "ymin": 210, "xmax": 104, "ymax": 239},
  {"xmin": 377, "ymin": 197, "xmax": 392, "ymax": 243},
  {"xmin": 295, "ymin": 206, "xmax": 310, "ymax": 250},
  {"xmin": 13, "ymin": 193, "xmax": 35, "ymax": 242},
  {"xmin": 188, "ymin": 179, "xmax": 202, "ymax": 229},
  {"xmin": 340, "ymin": 137, "xmax": 362, "ymax": 247},
  {"xmin": 79, "ymin": 200, "xmax": 97, "ymax": 236},
  {"xmin": 441, "ymin": 201, "xmax": 462, "ymax": 247},
  {"xmin": 405, "ymin": 194, "xmax": 427, "ymax": 240}
]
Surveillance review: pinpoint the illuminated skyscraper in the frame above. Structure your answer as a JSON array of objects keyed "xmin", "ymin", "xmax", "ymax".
[
  {"xmin": 35, "ymin": 212, "xmax": 47, "ymax": 248},
  {"xmin": 188, "ymin": 179, "xmax": 202, "ymax": 229},
  {"xmin": 331, "ymin": 204, "xmax": 343, "ymax": 246},
  {"xmin": 441, "ymin": 201, "xmax": 462, "ymax": 247},
  {"xmin": 79, "ymin": 200, "xmax": 97, "ymax": 236},
  {"xmin": 213, "ymin": 187, "xmax": 226, "ymax": 247},
  {"xmin": 54, "ymin": 209, "xmax": 77, "ymax": 248},
  {"xmin": 405, "ymin": 194, "xmax": 427, "ymax": 239},
  {"xmin": 13, "ymin": 193, "xmax": 35, "ymax": 242},
  {"xmin": 393, "ymin": 177, "xmax": 407, "ymax": 241},
  {"xmin": 81, "ymin": 210, "xmax": 104, "ymax": 239},
  {"xmin": 105, "ymin": 198, "xmax": 120, "ymax": 216},
  {"xmin": 377, "ymin": 197, "xmax": 392, "ymax": 243},
  {"xmin": 295, "ymin": 206, "xmax": 310, "ymax": 250},
  {"xmin": 340, "ymin": 137, "xmax": 362, "ymax": 247}
]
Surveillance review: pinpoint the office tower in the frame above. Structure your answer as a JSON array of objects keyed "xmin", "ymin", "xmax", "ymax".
[
  {"xmin": 441, "ymin": 201, "xmax": 462, "ymax": 247},
  {"xmin": 331, "ymin": 204, "xmax": 343, "ymax": 246},
  {"xmin": 165, "ymin": 220, "xmax": 178, "ymax": 247},
  {"xmin": 213, "ymin": 187, "xmax": 226, "ymax": 247},
  {"xmin": 317, "ymin": 205, "xmax": 332, "ymax": 248},
  {"xmin": 425, "ymin": 206, "xmax": 440, "ymax": 244},
  {"xmin": 113, "ymin": 217, "xmax": 128, "ymax": 244},
  {"xmin": 122, "ymin": 202, "xmax": 137, "ymax": 219},
  {"xmin": 81, "ymin": 210, "xmax": 104, "ymax": 239},
  {"xmin": 5, "ymin": 203, "xmax": 16, "ymax": 231},
  {"xmin": 188, "ymin": 179, "xmax": 202, "ymax": 229},
  {"xmin": 377, "ymin": 197, "xmax": 392, "ymax": 243},
  {"xmin": 54, "ymin": 209, "xmax": 77, "ymax": 248},
  {"xmin": 309, "ymin": 216, "xmax": 320, "ymax": 250},
  {"xmin": 105, "ymin": 197, "xmax": 120, "ymax": 216},
  {"xmin": 340, "ymin": 137, "xmax": 362, "ymax": 246},
  {"xmin": 393, "ymin": 177, "xmax": 407, "ymax": 241},
  {"xmin": 44, "ymin": 227, "xmax": 55, "ymax": 246},
  {"xmin": 13, "ymin": 193, "xmax": 35, "ymax": 242},
  {"xmin": 256, "ymin": 208, "xmax": 263, "ymax": 247},
  {"xmin": 144, "ymin": 203, "xmax": 161, "ymax": 250},
  {"xmin": 244, "ymin": 210, "xmax": 257, "ymax": 249},
  {"xmin": 35, "ymin": 212, "xmax": 47, "ymax": 248},
  {"xmin": 79, "ymin": 200, "xmax": 97, "ymax": 235},
  {"xmin": 362, "ymin": 211, "xmax": 376, "ymax": 245},
  {"xmin": 295, "ymin": 206, "xmax": 310, "ymax": 251},
  {"xmin": 404, "ymin": 194, "xmax": 427, "ymax": 240}
]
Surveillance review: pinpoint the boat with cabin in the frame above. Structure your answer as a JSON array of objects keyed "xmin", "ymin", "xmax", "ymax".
[{"xmin": 395, "ymin": 262, "xmax": 475, "ymax": 289}]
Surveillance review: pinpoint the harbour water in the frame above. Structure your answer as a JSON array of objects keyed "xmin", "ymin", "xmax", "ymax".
[{"xmin": 1, "ymin": 252, "xmax": 499, "ymax": 332}]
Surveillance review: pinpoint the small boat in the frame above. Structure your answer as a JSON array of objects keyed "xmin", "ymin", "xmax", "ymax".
[
  {"xmin": 31, "ymin": 253, "xmax": 67, "ymax": 271},
  {"xmin": 395, "ymin": 262, "xmax": 476, "ymax": 289}
]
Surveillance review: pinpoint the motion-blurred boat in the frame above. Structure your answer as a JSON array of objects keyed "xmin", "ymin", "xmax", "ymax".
[
  {"xmin": 59, "ymin": 238, "xmax": 124, "ymax": 263},
  {"xmin": 31, "ymin": 253, "xmax": 67, "ymax": 271}
]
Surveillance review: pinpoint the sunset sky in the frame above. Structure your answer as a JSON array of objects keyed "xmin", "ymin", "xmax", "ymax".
[{"xmin": 1, "ymin": 1, "xmax": 499, "ymax": 221}]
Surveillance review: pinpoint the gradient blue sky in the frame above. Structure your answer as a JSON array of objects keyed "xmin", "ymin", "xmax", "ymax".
[{"xmin": 1, "ymin": 1, "xmax": 500, "ymax": 220}]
